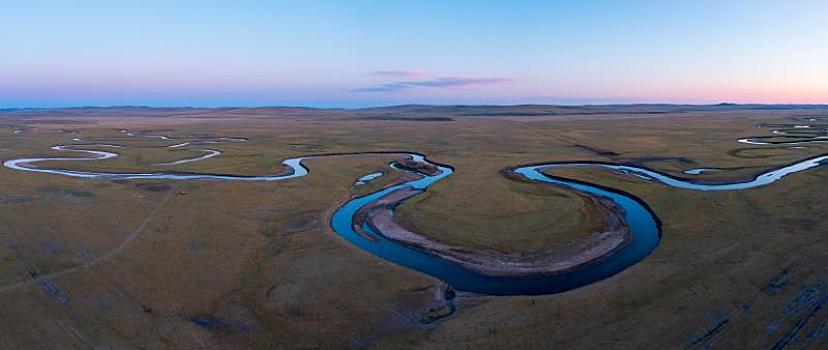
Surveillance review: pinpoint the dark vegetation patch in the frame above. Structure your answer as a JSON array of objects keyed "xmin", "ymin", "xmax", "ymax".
[
  {"xmin": 187, "ymin": 241, "xmax": 202, "ymax": 251},
  {"xmin": 41, "ymin": 242, "xmax": 59, "ymax": 255},
  {"xmin": 727, "ymin": 147, "xmax": 779, "ymax": 159},
  {"xmin": 245, "ymin": 204, "xmax": 301, "ymax": 222},
  {"xmin": 15, "ymin": 119, "xmax": 96, "ymax": 124},
  {"xmin": 622, "ymin": 156, "xmax": 697, "ymax": 165},
  {"xmin": 288, "ymin": 143, "xmax": 323, "ymax": 151},
  {"xmin": 573, "ymin": 144, "xmax": 620, "ymax": 157},
  {"xmin": 354, "ymin": 116, "xmax": 454, "ymax": 122},
  {"xmin": 190, "ymin": 314, "xmax": 255, "ymax": 334},
  {"xmin": 261, "ymin": 226, "xmax": 280, "ymax": 238},
  {"xmin": 762, "ymin": 264, "xmax": 800, "ymax": 296},
  {"xmin": 263, "ymin": 214, "xmax": 318, "ymax": 237},
  {"xmin": 1, "ymin": 195, "xmax": 32, "ymax": 204},
  {"xmin": 458, "ymin": 112, "xmax": 562, "ymax": 116},
  {"xmin": 264, "ymin": 240, "xmax": 290, "ymax": 257},
  {"xmin": 190, "ymin": 132, "xmax": 220, "ymax": 138},
  {"xmin": 281, "ymin": 214, "xmax": 319, "ymax": 233},
  {"xmin": 727, "ymin": 146, "xmax": 817, "ymax": 159},
  {"xmin": 778, "ymin": 218, "xmax": 818, "ymax": 232},
  {"xmin": 37, "ymin": 186, "xmax": 96, "ymax": 204},
  {"xmin": 135, "ymin": 183, "xmax": 172, "ymax": 192}
]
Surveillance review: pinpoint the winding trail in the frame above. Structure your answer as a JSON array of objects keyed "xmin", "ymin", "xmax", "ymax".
[
  {"xmin": 3, "ymin": 123, "xmax": 828, "ymax": 295},
  {"xmin": 0, "ymin": 189, "xmax": 173, "ymax": 294}
]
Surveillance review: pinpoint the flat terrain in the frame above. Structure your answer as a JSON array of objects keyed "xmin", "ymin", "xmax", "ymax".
[{"xmin": 0, "ymin": 105, "xmax": 826, "ymax": 349}]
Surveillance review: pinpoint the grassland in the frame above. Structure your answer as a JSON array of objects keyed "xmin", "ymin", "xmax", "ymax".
[{"xmin": 0, "ymin": 105, "xmax": 826, "ymax": 349}]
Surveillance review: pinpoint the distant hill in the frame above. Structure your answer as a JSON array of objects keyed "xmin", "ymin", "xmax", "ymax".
[{"xmin": 2, "ymin": 103, "xmax": 827, "ymax": 119}]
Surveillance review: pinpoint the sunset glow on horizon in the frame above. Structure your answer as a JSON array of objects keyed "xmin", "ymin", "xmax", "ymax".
[{"xmin": 2, "ymin": 0, "xmax": 827, "ymax": 108}]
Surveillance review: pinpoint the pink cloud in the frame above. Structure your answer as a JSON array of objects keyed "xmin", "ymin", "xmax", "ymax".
[
  {"xmin": 357, "ymin": 76, "xmax": 514, "ymax": 92},
  {"xmin": 371, "ymin": 70, "xmax": 431, "ymax": 78}
]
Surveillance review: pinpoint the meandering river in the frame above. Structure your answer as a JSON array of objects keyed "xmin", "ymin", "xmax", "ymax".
[{"xmin": 3, "ymin": 124, "xmax": 827, "ymax": 295}]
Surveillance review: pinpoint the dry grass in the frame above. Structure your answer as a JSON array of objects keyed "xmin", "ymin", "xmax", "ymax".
[{"xmin": 0, "ymin": 107, "xmax": 825, "ymax": 349}]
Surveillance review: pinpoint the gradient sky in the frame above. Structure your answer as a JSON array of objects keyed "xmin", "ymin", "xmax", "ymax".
[{"xmin": 2, "ymin": 0, "xmax": 827, "ymax": 108}]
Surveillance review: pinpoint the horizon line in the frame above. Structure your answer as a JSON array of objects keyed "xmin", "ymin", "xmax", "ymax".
[{"xmin": 3, "ymin": 102, "xmax": 828, "ymax": 111}]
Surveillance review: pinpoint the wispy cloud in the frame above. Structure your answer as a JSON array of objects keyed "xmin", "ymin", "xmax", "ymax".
[
  {"xmin": 357, "ymin": 76, "xmax": 514, "ymax": 92},
  {"xmin": 372, "ymin": 70, "xmax": 430, "ymax": 78}
]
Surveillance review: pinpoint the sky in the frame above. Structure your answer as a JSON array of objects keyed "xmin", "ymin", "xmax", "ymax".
[{"xmin": 1, "ymin": 0, "xmax": 827, "ymax": 108}]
